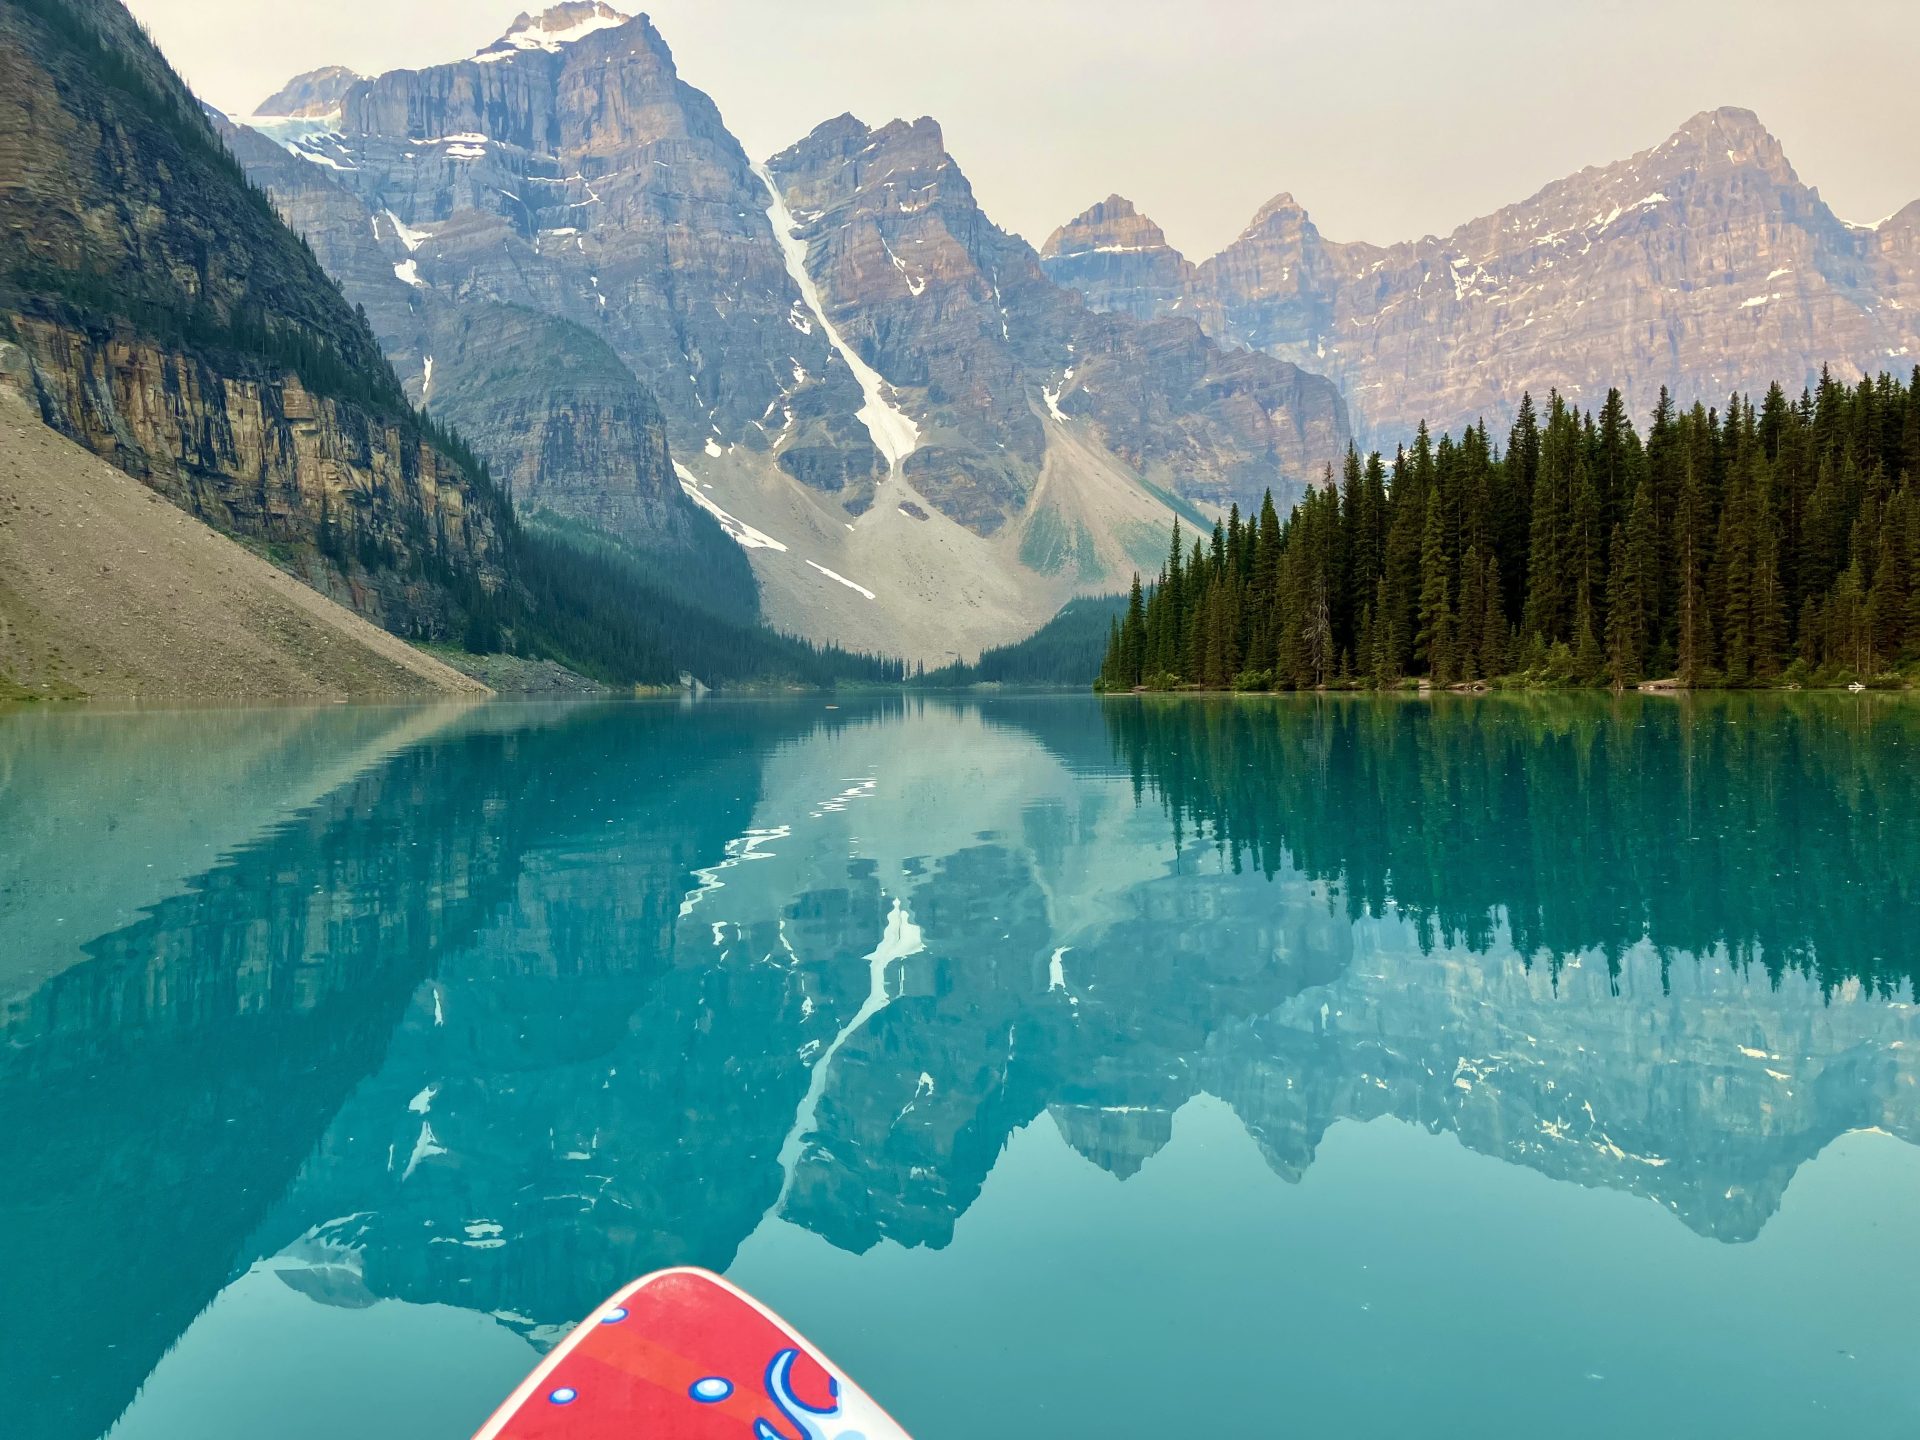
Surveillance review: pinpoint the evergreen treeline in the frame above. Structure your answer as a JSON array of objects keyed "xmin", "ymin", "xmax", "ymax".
[
  {"xmin": 1100, "ymin": 369, "xmax": 1920, "ymax": 691},
  {"xmin": 1105, "ymin": 694, "xmax": 1920, "ymax": 997},
  {"xmin": 496, "ymin": 522, "xmax": 906, "ymax": 689},
  {"xmin": 915, "ymin": 594, "xmax": 1127, "ymax": 687}
]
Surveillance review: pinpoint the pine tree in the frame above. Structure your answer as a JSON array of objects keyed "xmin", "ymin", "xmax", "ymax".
[
  {"xmin": 1458, "ymin": 545, "xmax": 1488, "ymax": 681},
  {"xmin": 1604, "ymin": 522, "xmax": 1645, "ymax": 686},
  {"xmin": 1381, "ymin": 482, "xmax": 1422, "ymax": 675},
  {"xmin": 1122, "ymin": 574, "xmax": 1147, "ymax": 688},
  {"xmin": 1715, "ymin": 458, "xmax": 1756, "ymax": 684},
  {"xmin": 1751, "ymin": 482, "xmax": 1787, "ymax": 681},
  {"xmin": 1480, "ymin": 552, "xmax": 1509, "ymax": 677},
  {"xmin": 1417, "ymin": 486, "xmax": 1451, "ymax": 675},
  {"xmin": 1164, "ymin": 522, "xmax": 1187, "ymax": 678},
  {"xmin": 1674, "ymin": 442, "xmax": 1714, "ymax": 684},
  {"xmin": 1572, "ymin": 585, "xmax": 1604, "ymax": 685},
  {"xmin": 1303, "ymin": 575, "xmax": 1333, "ymax": 686},
  {"xmin": 1525, "ymin": 395, "xmax": 1579, "ymax": 642},
  {"xmin": 1099, "ymin": 615, "xmax": 1123, "ymax": 690},
  {"xmin": 1369, "ymin": 575, "xmax": 1399, "ymax": 685}
]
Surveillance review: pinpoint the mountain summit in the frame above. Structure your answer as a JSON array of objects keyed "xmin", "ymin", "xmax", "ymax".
[
  {"xmin": 1039, "ymin": 196, "xmax": 1194, "ymax": 323},
  {"xmin": 475, "ymin": 2, "xmax": 633, "ymax": 60}
]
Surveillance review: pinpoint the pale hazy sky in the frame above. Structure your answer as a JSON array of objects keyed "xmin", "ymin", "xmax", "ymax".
[{"xmin": 127, "ymin": 0, "xmax": 1920, "ymax": 257}]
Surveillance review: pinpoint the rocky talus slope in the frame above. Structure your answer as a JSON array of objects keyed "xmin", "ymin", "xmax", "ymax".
[
  {"xmin": 1044, "ymin": 107, "xmax": 1920, "ymax": 442},
  {"xmin": 0, "ymin": 387, "xmax": 488, "ymax": 701}
]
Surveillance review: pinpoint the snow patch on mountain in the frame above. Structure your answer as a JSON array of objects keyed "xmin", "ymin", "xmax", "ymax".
[
  {"xmin": 753, "ymin": 161, "xmax": 920, "ymax": 471},
  {"xmin": 239, "ymin": 113, "xmax": 341, "ymax": 148},
  {"xmin": 384, "ymin": 210, "xmax": 432, "ymax": 252},
  {"xmin": 674, "ymin": 462, "xmax": 788, "ymax": 552},
  {"xmin": 472, "ymin": 3, "xmax": 631, "ymax": 62},
  {"xmin": 806, "ymin": 560, "xmax": 877, "ymax": 600}
]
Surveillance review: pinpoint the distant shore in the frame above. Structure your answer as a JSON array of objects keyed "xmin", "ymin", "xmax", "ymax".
[{"xmin": 1094, "ymin": 677, "xmax": 1916, "ymax": 697}]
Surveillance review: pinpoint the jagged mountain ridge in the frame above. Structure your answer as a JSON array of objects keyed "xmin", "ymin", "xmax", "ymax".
[
  {"xmin": 765, "ymin": 115, "xmax": 1345, "ymax": 523},
  {"xmin": 474, "ymin": 1, "xmax": 632, "ymax": 61},
  {"xmin": 233, "ymin": 7, "xmax": 1350, "ymax": 660},
  {"xmin": 1041, "ymin": 193, "xmax": 1197, "ymax": 323},
  {"xmin": 1043, "ymin": 106, "xmax": 1920, "ymax": 442}
]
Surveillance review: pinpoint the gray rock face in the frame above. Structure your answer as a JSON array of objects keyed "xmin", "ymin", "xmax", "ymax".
[
  {"xmin": 0, "ymin": 0, "xmax": 510, "ymax": 640},
  {"xmin": 223, "ymin": 36, "xmax": 757, "ymax": 600},
  {"xmin": 327, "ymin": 9, "xmax": 864, "ymax": 464},
  {"xmin": 1045, "ymin": 107, "xmax": 1920, "ymax": 444},
  {"xmin": 1191, "ymin": 191, "xmax": 1342, "ymax": 363},
  {"xmin": 767, "ymin": 115, "xmax": 1349, "ymax": 527},
  {"xmin": 1040, "ymin": 194, "xmax": 1197, "ymax": 323},
  {"xmin": 239, "ymin": 9, "xmax": 889, "ymax": 536},
  {"xmin": 215, "ymin": 116, "xmax": 428, "ymax": 374},
  {"xmin": 420, "ymin": 304, "xmax": 674, "ymax": 541}
]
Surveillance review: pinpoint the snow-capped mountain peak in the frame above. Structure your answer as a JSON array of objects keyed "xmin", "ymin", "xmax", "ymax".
[{"xmin": 473, "ymin": 3, "xmax": 632, "ymax": 61}]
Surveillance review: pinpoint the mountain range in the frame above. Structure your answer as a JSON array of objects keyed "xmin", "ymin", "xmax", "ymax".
[
  {"xmin": 226, "ymin": 7, "xmax": 1919, "ymax": 659},
  {"xmin": 1, "ymin": 0, "xmax": 913, "ymax": 698},
  {"xmin": 0, "ymin": 0, "xmax": 524, "ymax": 679},
  {"xmin": 224, "ymin": 5, "xmax": 1348, "ymax": 661},
  {"xmin": 1042, "ymin": 107, "xmax": 1920, "ymax": 446},
  {"xmin": 7, "ymin": 0, "xmax": 1916, "ymax": 672}
]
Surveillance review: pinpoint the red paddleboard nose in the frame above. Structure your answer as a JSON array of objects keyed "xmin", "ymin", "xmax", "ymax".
[{"xmin": 470, "ymin": 1268, "xmax": 913, "ymax": 1440}]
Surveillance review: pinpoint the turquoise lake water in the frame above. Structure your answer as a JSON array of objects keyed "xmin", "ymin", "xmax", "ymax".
[{"xmin": 2, "ymin": 694, "xmax": 1917, "ymax": 1438}]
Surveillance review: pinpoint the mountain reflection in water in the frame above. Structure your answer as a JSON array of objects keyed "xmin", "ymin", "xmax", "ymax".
[{"xmin": 1, "ymin": 695, "xmax": 1914, "ymax": 1440}]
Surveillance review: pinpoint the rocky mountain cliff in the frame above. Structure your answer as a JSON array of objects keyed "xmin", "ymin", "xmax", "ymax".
[
  {"xmin": 215, "ymin": 94, "xmax": 758, "ymax": 618},
  {"xmin": 1044, "ymin": 107, "xmax": 1920, "ymax": 444},
  {"xmin": 233, "ymin": 8, "xmax": 1349, "ymax": 660},
  {"xmin": 0, "ymin": 0, "xmax": 511, "ymax": 639},
  {"xmin": 765, "ymin": 116, "xmax": 1345, "ymax": 525}
]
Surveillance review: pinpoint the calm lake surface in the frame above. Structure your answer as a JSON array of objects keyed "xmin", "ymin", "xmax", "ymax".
[{"xmin": 3, "ymin": 694, "xmax": 1917, "ymax": 1439}]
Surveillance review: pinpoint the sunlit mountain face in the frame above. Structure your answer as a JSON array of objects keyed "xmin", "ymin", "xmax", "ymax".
[{"xmin": 3, "ymin": 696, "xmax": 1916, "ymax": 1440}]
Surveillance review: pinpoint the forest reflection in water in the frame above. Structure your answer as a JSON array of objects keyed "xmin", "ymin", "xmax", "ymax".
[{"xmin": 1100, "ymin": 691, "xmax": 1920, "ymax": 996}]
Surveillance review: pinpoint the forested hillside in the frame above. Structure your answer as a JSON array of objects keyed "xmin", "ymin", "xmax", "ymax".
[
  {"xmin": 1101, "ymin": 369, "xmax": 1920, "ymax": 690},
  {"xmin": 916, "ymin": 594, "xmax": 1126, "ymax": 688},
  {"xmin": 510, "ymin": 518, "xmax": 904, "ymax": 688}
]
